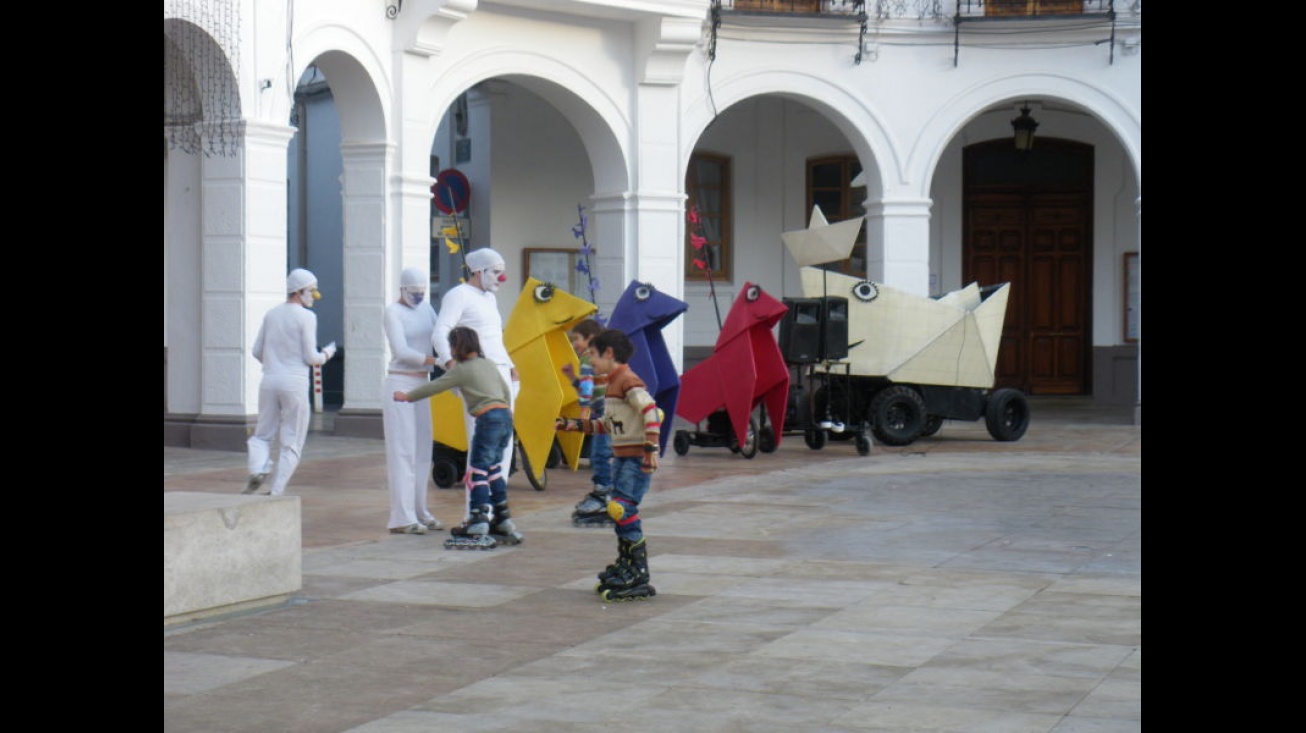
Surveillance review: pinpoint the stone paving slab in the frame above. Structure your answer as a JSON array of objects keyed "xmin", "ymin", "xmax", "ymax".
[{"xmin": 165, "ymin": 398, "xmax": 1140, "ymax": 733}]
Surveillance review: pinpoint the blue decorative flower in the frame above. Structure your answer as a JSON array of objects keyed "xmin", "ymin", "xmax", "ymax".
[{"xmin": 573, "ymin": 204, "xmax": 601, "ymax": 307}]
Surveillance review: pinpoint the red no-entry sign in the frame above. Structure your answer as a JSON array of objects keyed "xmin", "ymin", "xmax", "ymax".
[{"xmin": 432, "ymin": 168, "xmax": 470, "ymax": 214}]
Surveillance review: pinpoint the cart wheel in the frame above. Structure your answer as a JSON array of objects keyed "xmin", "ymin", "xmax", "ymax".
[
  {"xmin": 759, "ymin": 425, "xmax": 778, "ymax": 453},
  {"xmin": 513, "ymin": 433, "xmax": 548, "ymax": 491},
  {"xmin": 984, "ymin": 388, "xmax": 1030, "ymax": 442},
  {"xmin": 545, "ymin": 438, "xmax": 563, "ymax": 469},
  {"xmin": 804, "ymin": 428, "xmax": 826, "ymax": 450},
  {"xmin": 432, "ymin": 457, "xmax": 461, "ymax": 489},
  {"xmin": 739, "ymin": 416, "xmax": 759, "ymax": 459},
  {"xmin": 673, "ymin": 430, "xmax": 691, "ymax": 456},
  {"xmin": 919, "ymin": 415, "xmax": 944, "ymax": 438},
  {"xmin": 855, "ymin": 433, "xmax": 872, "ymax": 456},
  {"xmin": 868, "ymin": 386, "xmax": 927, "ymax": 446}
]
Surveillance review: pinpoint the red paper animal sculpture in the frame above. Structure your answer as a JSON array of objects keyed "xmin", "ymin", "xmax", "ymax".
[{"xmin": 675, "ymin": 282, "xmax": 790, "ymax": 449}]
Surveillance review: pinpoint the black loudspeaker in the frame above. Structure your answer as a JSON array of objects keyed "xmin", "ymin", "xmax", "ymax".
[
  {"xmin": 780, "ymin": 298, "xmax": 822, "ymax": 364},
  {"xmin": 821, "ymin": 296, "xmax": 849, "ymax": 362}
]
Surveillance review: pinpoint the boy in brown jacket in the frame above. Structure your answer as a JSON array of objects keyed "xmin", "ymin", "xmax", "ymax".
[{"xmin": 556, "ymin": 329, "xmax": 661, "ymax": 601}]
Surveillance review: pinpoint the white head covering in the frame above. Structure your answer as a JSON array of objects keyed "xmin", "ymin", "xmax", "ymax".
[
  {"xmin": 287, "ymin": 268, "xmax": 317, "ymax": 293},
  {"xmin": 464, "ymin": 248, "xmax": 505, "ymax": 273},
  {"xmin": 399, "ymin": 267, "xmax": 428, "ymax": 307},
  {"xmin": 400, "ymin": 267, "xmax": 427, "ymax": 289}
]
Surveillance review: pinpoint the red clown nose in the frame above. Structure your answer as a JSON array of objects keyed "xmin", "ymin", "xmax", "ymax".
[{"xmin": 496, "ymin": 273, "xmax": 507, "ymax": 283}]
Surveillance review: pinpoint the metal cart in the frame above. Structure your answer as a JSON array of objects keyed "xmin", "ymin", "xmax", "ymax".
[{"xmin": 784, "ymin": 360, "xmax": 872, "ymax": 456}]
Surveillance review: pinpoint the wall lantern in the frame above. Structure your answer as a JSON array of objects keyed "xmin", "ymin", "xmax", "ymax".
[{"xmin": 1011, "ymin": 104, "xmax": 1039, "ymax": 152}]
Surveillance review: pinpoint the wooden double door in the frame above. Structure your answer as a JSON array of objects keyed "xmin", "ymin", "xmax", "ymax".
[{"xmin": 964, "ymin": 139, "xmax": 1093, "ymax": 395}]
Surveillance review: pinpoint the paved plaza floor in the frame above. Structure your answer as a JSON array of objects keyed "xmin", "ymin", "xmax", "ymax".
[{"xmin": 165, "ymin": 397, "xmax": 1141, "ymax": 733}]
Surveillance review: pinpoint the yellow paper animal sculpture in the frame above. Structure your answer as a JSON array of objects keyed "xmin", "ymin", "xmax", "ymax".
[
  {"xmin": 506, "ymin": 279, "xmax": 597, "ymax": 476},
  {"xmin": 429, "ymin": 279, "xmax": 597, "ymax": 480}
]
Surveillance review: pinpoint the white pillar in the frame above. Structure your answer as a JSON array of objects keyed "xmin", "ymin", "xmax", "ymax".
[
  {"xmin": 866, "ymin": 197, "xmax": 932, "ymax": 296},
  {"xmin": 588, "ymin": 192, "xmax": 631, "ymax": 323},
  {"xmin": 206, "ymin": 120, "xmax": 295, "ymax": 420},
  {"xmin": 340, "ymin": 142, "xmax": 393, "ymax": 414},
  {"xmin": 630, "ymin": 82, "xmax": 687, "ymax": 371}
]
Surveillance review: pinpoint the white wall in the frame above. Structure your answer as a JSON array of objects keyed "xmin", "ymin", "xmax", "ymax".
[
  {"xmin": 165, "ymin": 0, "xmax": 1141, "ymax": 429},
  {"xmin": 490, "ymin": 83, "xmax": 595, "ymax": 305}
]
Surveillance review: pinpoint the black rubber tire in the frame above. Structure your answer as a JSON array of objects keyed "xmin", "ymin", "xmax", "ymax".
[
  {"xmin": 985, "ymin": 388, "xmax": 1031, "ymax": 442},
  {"xmin": 432, "ymin": 458, "xmax": 461, "ymax": 489},
  {"xmin": 673, "ymin": 430, "xmax": 691, "ymax": 456},
  {"xmin": 759, "ymin": 425, "xmax": 778, "ymax": 453},
  {"xmin": 514, "ymin": 434, "xmax": 548, "ymax": 491},
  {"xmin": 919, "ymin": 415, "xmax": 944, "ymax": 438},
  {"xmin": 855, "ymin": 433, "xmax": 872, "ymax": 456},
  {"xmin": 803, "ymin": 428, "xmax": 826, "ymax": 450},
  {"xmin": 739, "ymin": 416, "xmax": 759, "ymax": 459},
  {"xmin": 868, "ymin": 385, "xmax": 927, "ymax": 447}
]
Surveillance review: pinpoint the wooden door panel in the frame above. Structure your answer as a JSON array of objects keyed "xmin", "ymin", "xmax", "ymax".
[
  {"xmin": 963, "ymin": 141, "xmax": 1091, "ymax": 395},
  {"xmin": 1025, "ymin": 205, "xmax": 1087, "ymax": 393},
  {"xmin": 1028, "ymin": 254, "xmax": 1057, "ymax": 330},
  {"xmin": 1027, "ymin": 337, "xmax": 1083, "ymax": 394},
  {"xmin": 1029, "ymin": 336, "xmax": 1056, "ymax": 379},
  {"xmin": 1054, "ymin": 255, "xmax": 1083, "ymax": 330},
  {"xmin": 998, "ymin": 333, "xmax": 1023, "ymax": 384},
  {"xmin": 968, "ymin": 201, "xmax": 1028, "ymax": 390}
]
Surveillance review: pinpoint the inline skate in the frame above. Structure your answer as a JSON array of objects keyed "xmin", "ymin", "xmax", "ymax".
[
  {"xmin": 489, "ymin": 502, "xmax": 524, "ymax": 546},
  {"xmin": 571, "ymin": 487, "xmax": 614, "ymax": 528},
  {"xmin": 444, "ymin": 505, "xmax": 498, "ymax": 550},
  {"xmin": 596, "ymin": 537, "xmax": 656, "ymax": 602}
]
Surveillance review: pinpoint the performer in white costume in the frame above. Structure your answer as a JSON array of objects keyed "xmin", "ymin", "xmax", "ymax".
[
  {"xmin": 434, "ymin": 247, "xmax": 519, "ymax": 486},
  {"xmin": 382, "ymin": 267, "xmax": 443, "ymax": 534},
  {"xmin": 245, "ymin": 268, "xmax": 336, "ymax": 496}
]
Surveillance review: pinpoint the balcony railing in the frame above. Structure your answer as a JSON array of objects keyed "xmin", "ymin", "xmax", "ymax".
[
  {"xmin": 956, "ymin": 1, "xmax": 1120, "ymax": 18},
  {"xmin": 719, "ymin": 1, "xmax": 1138, "ymax": 21},
  {"xmin": 723, "ymin": 1, "xmax": 862, "ymax": 16},
  {"xmin": 715, "ymin": 0, "xmax": 1139, "ymax": 66}
]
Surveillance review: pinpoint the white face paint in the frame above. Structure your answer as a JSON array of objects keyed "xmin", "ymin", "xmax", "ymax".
[
  {"xmin": 297, "ymin": 287, "xmax": 320, "ymax": 308},
  {"xmin": 481, "ymin": 266, "xmax": 506, "ymax": 293},
  {"xmin": 402, "ymin": 287, "xmax": 426, "ymax": 307}
]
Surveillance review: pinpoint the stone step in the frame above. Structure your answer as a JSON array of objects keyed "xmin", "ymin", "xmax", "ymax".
[{"xmin": 164, "ymin": 492, "xmax": 301, "ymax": 625}]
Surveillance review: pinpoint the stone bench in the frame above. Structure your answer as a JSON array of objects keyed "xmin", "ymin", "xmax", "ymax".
[{"xmin": 164, "ymin": 492, "xmax": 302, "ymax": 625}]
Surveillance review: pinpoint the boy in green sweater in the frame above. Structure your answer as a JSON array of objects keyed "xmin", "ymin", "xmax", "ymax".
[{"xmin": 394, "ymin": 326, "xmax": 520, "ymax": 550}]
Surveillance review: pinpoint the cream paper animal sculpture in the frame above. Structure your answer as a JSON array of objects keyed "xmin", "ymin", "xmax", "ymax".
[{"xmin": 799, "ymin": 267, "xmax": 1011, "ymax": 390}]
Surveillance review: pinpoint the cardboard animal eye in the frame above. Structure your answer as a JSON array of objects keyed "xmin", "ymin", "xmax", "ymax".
[{"xmin": 853, "ymin": 281, "xmax": 879, "ymax": 302}]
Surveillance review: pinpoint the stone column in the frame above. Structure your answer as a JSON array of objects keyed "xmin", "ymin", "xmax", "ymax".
[
  {"xmin": 192, "ymin": 119, "xmax": 295, "ymax": 450},
  {"xmin": 333, "ymin": 142, "xmax": 393, "ymax": 436},
  {"xmin": 630, "ymin": 82, "xmax": 689, "ymax": 371},
  {"xmin": 588, "ymin": 192, "xmax": 631, "ymax": 323},
  {"xmin": 865, "ymin": 197, "xmax": 932, "ymax": 296}
]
